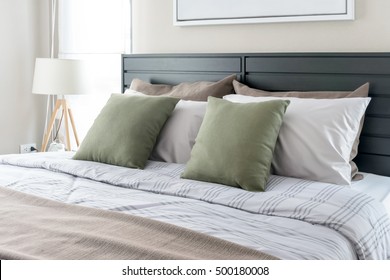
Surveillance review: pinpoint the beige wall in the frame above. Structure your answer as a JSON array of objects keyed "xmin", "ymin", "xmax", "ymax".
[
  {"xmin": 132, "ymin": 0, "xmax": 390, "ymax": 53},
  {"xmin": 0, "ymin": 0, "xmax": 49, "ymax": 154},
  {"xmin": 1, "ymin": 0, "xmax": 387, "ymax": 154}
]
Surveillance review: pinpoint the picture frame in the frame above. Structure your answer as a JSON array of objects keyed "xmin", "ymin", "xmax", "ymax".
[{"xmin": 174, "ymin": 0, "xmax": 354, "ymax": 26}]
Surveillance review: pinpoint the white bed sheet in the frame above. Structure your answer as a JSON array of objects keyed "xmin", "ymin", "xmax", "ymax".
[
  {"xmin": 0, "ymin": 152, "xmax": 389, "ymax": 260},
  {"xmin": 353, "ymin": 173, "xmax": 390, "ymax": 214}
]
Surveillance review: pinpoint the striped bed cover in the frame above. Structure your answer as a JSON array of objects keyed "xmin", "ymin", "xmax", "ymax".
[{"xmin": 0, "ymin": 152, "xmax": 389, "ymax": 259}]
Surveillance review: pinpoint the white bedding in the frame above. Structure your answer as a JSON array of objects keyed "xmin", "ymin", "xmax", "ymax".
[
  {"xmin": 353, "ymin": 173, "xmax": 390, "ymax": 213},
  {"xmin": 0, "ymin": 152, "xmax": 389, "ymax": 260}
]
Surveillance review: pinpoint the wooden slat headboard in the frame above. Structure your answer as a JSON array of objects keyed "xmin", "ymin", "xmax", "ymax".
[{"xmin": 122, "ymin": 53, "xmax": 390, "ymax": 177}]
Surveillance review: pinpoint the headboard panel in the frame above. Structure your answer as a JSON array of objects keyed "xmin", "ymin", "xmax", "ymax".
[
  {"xmin": 122, "ymin": 53, "xmax": 390, "ymax": 177},
  {"xmin": 122, "ymin": 54, "xmax": 243, "ymax": 90}
]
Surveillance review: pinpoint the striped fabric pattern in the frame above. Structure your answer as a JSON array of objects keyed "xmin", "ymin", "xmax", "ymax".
[{"xmin": 0, "ymin": 152, "xmax": 389, "ymax": 260}]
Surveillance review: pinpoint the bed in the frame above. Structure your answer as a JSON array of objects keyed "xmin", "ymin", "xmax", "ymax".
[{"xmin": 1, "ymin": 53, "xmax": 390, "ymax": 260}]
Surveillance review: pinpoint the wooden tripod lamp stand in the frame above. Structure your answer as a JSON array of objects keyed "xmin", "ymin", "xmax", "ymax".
[{"xmin": 32, "ymin": 58, "xmax": 88, "ymax": 152}]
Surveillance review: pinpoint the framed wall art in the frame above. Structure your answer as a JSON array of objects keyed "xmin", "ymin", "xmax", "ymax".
[{"xmin": 174, "ymin": 0, "xmax": 354, "ymax": 26}]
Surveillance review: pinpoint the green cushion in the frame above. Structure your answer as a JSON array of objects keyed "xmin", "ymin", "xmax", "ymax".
[
  {"xmin": 181, "ymin": 97, "xmax": 289, "ymax": 192},
  {"xmin": 73, "ymin": 94, "xmax": 179, "ymax": 169}
]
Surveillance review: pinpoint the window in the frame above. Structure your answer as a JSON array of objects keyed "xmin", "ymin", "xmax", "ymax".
[{"xmin": 58, "ymin": 0, "xmax": 131, "ymax": 146}]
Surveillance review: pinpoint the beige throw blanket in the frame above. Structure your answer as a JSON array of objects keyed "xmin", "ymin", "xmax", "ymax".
[{"xmin": 0, "ymin": 187, "xmax": 277, "ymax": 260}]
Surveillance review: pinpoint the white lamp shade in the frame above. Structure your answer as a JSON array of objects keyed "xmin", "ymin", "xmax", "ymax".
[{"xmin": 32, "ymin": 58, "xmax": 89, "ymax": 95}]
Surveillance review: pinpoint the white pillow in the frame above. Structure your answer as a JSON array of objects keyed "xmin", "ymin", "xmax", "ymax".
[
  {"xmin": 125, "ymin": 89, "xmax": 208, "ymax": 163},
  {"xmin": 223, "ymin": 94, "xmax": 371, "ymax": 185},
  {"xmin": 151, "ymin": 100, "xmax": 207, "ymax": 163},
  {"xmin": 124, "ymin": 89, "xmax": 145, "ymax": 95}
]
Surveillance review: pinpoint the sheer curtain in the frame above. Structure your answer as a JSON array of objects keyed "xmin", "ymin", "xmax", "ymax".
[{"xmin": 58, "ymin": 0, "xmax": 131, "ymax": 148}]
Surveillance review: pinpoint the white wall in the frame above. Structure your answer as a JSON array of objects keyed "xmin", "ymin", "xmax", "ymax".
[
  {"xmin": 0, "ymin": 0, "xmax": 49, "ymax": 154},
  {"xmin": 1, "ymin": 0, "xmax": 387, "ymax": 154},
  {"xmin": 132, "ymin": 0, "xmax": 390, "ymax": 53}
]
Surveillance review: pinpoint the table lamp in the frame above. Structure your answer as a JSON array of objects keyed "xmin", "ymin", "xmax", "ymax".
[{"xmin": 32, "ymin": 58, "xmax": 88, "ymax": 152}]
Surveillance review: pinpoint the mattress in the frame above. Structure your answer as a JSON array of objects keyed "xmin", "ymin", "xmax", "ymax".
[{"xmin": 0, "ymin": 152, "xmax": 389, "ymax": 260}]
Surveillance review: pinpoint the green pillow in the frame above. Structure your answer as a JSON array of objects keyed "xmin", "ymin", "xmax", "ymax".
[
  {"xmin": 73, "ymin": 94, "xmax": 179, "ymax": 169},
  {"xmin": 181, "ymin": 97, "xmax": 289, "ymax": 192}
]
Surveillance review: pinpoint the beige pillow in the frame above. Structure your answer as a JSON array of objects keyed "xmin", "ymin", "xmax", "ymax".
[
  {"xmin": 129, "ymin": 74, "xmax": 236, "ymax": 101},
  {"xmin": 233, "ymin": 80, "xmax": 369, "ymax": 98},
  {"xmin": 233, "ymin": 80, "xmax": 370, "ymax": 180}
]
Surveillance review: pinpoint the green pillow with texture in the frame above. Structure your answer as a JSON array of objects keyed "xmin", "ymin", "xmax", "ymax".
[
  {"xmin": 73, "ymin": 94, "xmax": 179, "ymax": 169},
  {"xmin": 181, "ymin": 97, "xmax": 289, "ymax": 192}
]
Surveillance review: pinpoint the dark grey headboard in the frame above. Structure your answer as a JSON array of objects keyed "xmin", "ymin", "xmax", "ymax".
[{"xmin": 122, "ymin": 53, "xmax": 390, "ymax": 177}]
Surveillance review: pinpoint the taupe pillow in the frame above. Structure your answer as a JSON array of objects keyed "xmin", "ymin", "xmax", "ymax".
[
  {"xmin": 233, "ymin": 80, "xmax": 369, "ymax": 98},
  {"xmin": 233, "ymin": 80, "xmax": 370, "ymax": 179},
  {"xmin": 129, "ymin": 74, "xmax": 236, "ymax": 101},
  {"xmin": 181, "ymin": 97, "xmax": 289, "ymax": 192},
  {"xmin": 73, "ymin": 94, "xmax": 179, "ymax": 169}
]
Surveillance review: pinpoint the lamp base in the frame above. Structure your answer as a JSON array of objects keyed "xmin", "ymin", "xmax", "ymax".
[
  {"xmin": 48, "ymin": 139, "xmax": 66, "ymax": 152},
  {"xmin": 41, "ymin": 98, "xmax": 79, "ymax": 152}
]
